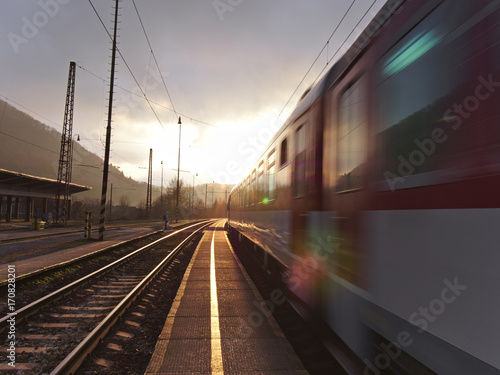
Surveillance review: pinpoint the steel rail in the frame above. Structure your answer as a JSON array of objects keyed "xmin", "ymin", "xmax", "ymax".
[
  {"xmin": 0, "ymin": 229, "xmax": 163, "ymax": 288},
  {"xmin": 50, "ymin": 220, "xmax": 215, "ymax": 375},
  {"xmin": 0, "ymin": 221, "xmax": 164, "ymax": 245},
  {"xmin": 0, "ymin": 220, "xmax": 204, "ymax": 287},
  {"xmin": 0, "ymin": 220, "xmax": 214, "ymax": 332}
]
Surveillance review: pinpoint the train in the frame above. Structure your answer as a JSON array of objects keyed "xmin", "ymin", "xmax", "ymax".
[{"xmin": 226, "ymin": 0, "xmax": 500, "ymax": 373}]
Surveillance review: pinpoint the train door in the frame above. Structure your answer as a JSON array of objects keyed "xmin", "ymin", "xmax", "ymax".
[{"xmin": 333, "ymin": 75, "xmax": 368, "ymax": 286}]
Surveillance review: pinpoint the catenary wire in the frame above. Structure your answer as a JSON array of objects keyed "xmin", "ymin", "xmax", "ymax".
[
  {"xmin": 311, "ymin": 0, "xmax": 379, "ymax": 87},
  {"xmin": 87, "ymin": 0, "xmax": 167, "ymax": 131},
  {"xmin": 277, "ymin": 0, "xmax": 357, "ymax": 118},
  {"xmin": 76, "ymin": 63, "xmax": 217, "ymax": 128},
  {"xmin": 132, "ymin": 0, "xmax": 178, "ymax": 117}
]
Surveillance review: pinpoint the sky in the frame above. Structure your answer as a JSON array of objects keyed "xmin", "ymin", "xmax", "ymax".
[{"xmin": 0, "ymin": 0, "xmax": 386, "ymax": 187}]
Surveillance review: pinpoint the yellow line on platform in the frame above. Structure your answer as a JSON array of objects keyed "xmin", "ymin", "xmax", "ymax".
[{"xmin": 211, "ymin": 221, "xmax": 224, "ymax": 374}]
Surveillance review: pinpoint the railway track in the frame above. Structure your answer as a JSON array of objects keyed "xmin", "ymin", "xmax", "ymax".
[
  {"xmin": 0, "ymin": 220, "xmax": 205, "ymax": 312},
  {"xmin": 0, "ymin": 221, "xmax": 165, "ymax": 245},
  {"xmin": 0, "ymin": 220, "xmax": 214, "ymax": 374}
]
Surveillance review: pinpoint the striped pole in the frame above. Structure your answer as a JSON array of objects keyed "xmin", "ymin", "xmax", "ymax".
[
  {"xmin": 85, "ymin": 211, "xmax": 92, "ymax": 240},
  {"xmin": 84, "ymin": 211, "xmax": 88, "ymax": 240},
  {"xmin": 99, "ymin": 0, "xmax": 120, "ymax": 241}
]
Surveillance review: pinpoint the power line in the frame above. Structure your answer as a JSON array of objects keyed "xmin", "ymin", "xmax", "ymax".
[
  {"xmin": 76, "ymin": 63, "xmax": 218, "ymax": 128},
  {"xmin": 132, "ymin": 0, "xmax": 178, "ymax": 117},
  {"xmin": 311, "ymin": 0, "xmax": 379, "ymax": 86},
  {"xmin": 0, "ymin": 94, "xmax": 62, "ymax": 129},
  {"xmin": 0, "ymin": 95, "xmax": 110, "ymax": 159},
  {"xmin": 277, "ymin": 0, "xmax": 357, "ymax": 118},
  {"xmin": 87, "ymin": 0, "xmax": 166, "ymax": 131},
  {"xmin": 0, "ymin": 130, "xmax": 59, "ymax": 155},
  {"xmin": 86, "ymin": 2, "xmax": 220, "ymax": 130}
]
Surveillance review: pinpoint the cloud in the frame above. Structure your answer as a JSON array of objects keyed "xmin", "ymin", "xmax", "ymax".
[{"xmin": 0, "ymin": 0, "xmax": 386, "ymax": 184}]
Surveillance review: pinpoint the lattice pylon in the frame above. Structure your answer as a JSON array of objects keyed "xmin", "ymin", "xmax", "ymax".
[{"xmin": 54, "ymin": 61, "xmax": 76, "ymax": 226}]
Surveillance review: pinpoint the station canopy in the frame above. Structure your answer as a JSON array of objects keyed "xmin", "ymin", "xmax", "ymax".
[{"xmin": 0, "ymin": 168, "xmax": 91, "ymax": 199}]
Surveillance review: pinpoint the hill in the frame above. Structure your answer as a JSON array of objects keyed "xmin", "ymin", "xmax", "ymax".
[
  {"xmin": 0, "ymin": 99, "xmax": 150, "ymax": 206},
  {"xmin": 0, "ymin": 99, "xmax": 233, "ymax": 211}
]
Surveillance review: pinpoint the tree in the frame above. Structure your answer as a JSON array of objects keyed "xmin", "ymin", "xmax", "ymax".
[
  {"xmin": 71, "ymin": 200, "xmax": 85, "ymax": 221},
  {"xmin": 166, "ymin": 177, "xmax": 192, "ymax": 221},
  {"xmin": 137, "ymin": 199, "xmax": 147, "ymax": 219},
  {"xmin": 119, "ymin": 195, "xmax": 130, "ymax": 208}
]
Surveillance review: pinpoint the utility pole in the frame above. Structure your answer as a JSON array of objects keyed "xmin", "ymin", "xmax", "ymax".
[
  {"xmin": 99, "ymin": 0, "xmax": 120, "ymax": 240},
  {"xmin": 176, "ymin": 116, "xmax": 182, "ymax": 223},
  {"xmin": 192, "ymin": 173, "xmax": 196, "ymax": 209},
  {"xmin": 109, "ymin": 183, "xmax": 113, "ymax": 221},
  {"xmin": 160, "ymin": 160, "xmax": 164, "ymax": 209},
  {"xmin": 54, "ymin": 61, "xmax": 76, "ymax": 227},
  {"xmin": 205, "ymin": 184, "xmax": 207, "ymax": 218},
  {"xmin": 146, "ymin": 148, "xmax": 153, "ymax": 217}
]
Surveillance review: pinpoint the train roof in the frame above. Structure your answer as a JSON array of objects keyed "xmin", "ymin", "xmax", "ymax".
[{"xmin": 231, "ymin": 0, "xmax": 405, "ymax": 193}]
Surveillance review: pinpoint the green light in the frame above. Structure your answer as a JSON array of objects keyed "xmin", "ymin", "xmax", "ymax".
[
  {"xmin": 262, "ymin": 197, "xmax": 269, "ymax": 205},
  {"xmin": 383, "ymin": 30, "xmax": 440, "ymax": 76}
]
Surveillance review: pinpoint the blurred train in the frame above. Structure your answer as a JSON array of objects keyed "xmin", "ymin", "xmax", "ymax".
[{"xmin": 227, "ymin": 0, "xmax": 500, "ymax": 373}]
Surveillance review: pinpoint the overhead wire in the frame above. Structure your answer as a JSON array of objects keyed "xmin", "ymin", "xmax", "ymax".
[
  {"xmin": 0, "ymin": 130, "xmax": 59, "ymax": 155},
  {"xmin": 77, "ymin": 0, "xmax": 188, "ymax": 183},
  {"xmin": 87, "ymin": 0, "xmax": 166, "ymax": 131},
  {"xmin": 0, "ymin": 94, "xmax": 62, "ymax": 129},
  {"xmin": 76, "ymin": 63, "xmax": 217, "ymax": 128},
  {"xmin": 277, "ymin": 0, "xmax": 357, "ymax": 118},
  {"xmin": 311, "ymin": 0, "xmax": 379, "ymax": 86},
  {"xmin": 131, "ymin": 0, "xmax": 178, "ymax": 117},
  {"xmin": 85, "ymin": 2, "xmax": 218, "ymax": 130},
  {"xmin": 0, "ymin": 93, "xmax": 110, "ymax": 158},
  {"xmin": 145, "ymin": 51, "xmax": 153, "ymax": 96},
  {"xmin": 0, "ymin": 92, "xmax": 149, "ymax": 185}
]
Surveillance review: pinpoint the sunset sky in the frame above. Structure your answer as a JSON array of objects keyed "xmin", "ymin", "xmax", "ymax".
[{"xmin": 0, "ymin": 0, "xmax": 385, "ymax": 186}]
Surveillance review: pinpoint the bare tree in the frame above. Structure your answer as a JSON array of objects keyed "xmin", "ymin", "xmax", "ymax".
[{"xmin": 119, "ymin": 195, "xmax": 130, "ymax": 208}]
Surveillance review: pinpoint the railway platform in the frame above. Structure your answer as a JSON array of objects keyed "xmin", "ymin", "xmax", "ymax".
[{"xmin": 146, "ymin": 221, "xmax": 308, "ymax": 374}]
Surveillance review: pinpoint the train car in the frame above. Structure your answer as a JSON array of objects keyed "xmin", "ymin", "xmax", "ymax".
[{"xmin": 228, "ymin": 0, "xmax": 500, "ymax": 373}]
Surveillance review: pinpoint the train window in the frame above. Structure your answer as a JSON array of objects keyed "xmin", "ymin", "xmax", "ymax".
[
  {"xmin": 337, "ymin": 77, "xmax": 367, "ymax": 192},
  {"xmin": 280, "ymin": 138, "xmax": 288, "ymax": 167},
  {"xmin": 257, "ymin": 161, "xmax": 265, "ymax": 203},
  {"xmin": 267, "ymin": 149, "xmax": 276, "ymax": 202},
  {"xmin": 376, "ymin": 1, "xmax": 469, "ymax": 190},
  {"xmin": 242, "ymin": 180, "xmax": 245, "ymax": 207},
  {"xmin": 294, "ymin": 124, "xmax": 308, "ymax": 197},
  {"xmin": 251, "ymin": 170, "xmax": 256, "ymax": 204}
]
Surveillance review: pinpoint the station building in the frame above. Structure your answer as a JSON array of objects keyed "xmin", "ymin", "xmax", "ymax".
[{"xmin": 0, "ymin": 168, "xmax": 91, "ymax": 224}]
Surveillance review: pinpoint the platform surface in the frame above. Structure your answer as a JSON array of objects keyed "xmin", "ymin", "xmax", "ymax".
[{"xmin": 146, "ymin": 221, "xmax": 308, "ymax": 374}]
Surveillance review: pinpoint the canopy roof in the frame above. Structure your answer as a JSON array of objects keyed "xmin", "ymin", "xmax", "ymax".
[{"xmin": 0, "ymin": 168, "xmax": 91, "ymax": 199}]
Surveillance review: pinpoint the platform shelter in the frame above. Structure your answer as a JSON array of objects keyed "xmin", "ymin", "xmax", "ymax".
[{"xmin": 0, "ymin": 168, "xmax": 91, "ymax": 223}]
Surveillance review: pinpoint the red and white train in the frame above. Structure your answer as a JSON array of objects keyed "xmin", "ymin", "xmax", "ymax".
[{"xmin": 227, "ymin": 0, "xmax": 500, "ymax": 373}]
